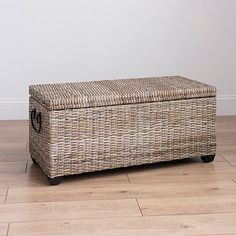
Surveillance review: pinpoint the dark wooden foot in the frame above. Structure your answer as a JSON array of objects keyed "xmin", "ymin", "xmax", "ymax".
[
  {"xmin": 201, "ymin": 154, "xmax": 215, "ymax": 163},
  {"xmin": 47, "ymin": 176, "xmax": 63, "ymax": 185},
  {"xmin": 31, "ymin": 156, "xmax": 39, "ymax": 166}
]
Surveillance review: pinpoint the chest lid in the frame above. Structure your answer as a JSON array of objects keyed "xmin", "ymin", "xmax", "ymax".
[{"xmin": 29, "ymin": 76, "xmax": 216, "ymax": 110}]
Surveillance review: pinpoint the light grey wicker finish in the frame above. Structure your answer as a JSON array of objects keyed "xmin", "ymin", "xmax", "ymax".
[
  {"xmin": 29, "ymin": 76, "xmax": 216, "ymax": 110},
  {"xmin": 29, "ymin": 77, "xmax": 216, "ymax": 179}
]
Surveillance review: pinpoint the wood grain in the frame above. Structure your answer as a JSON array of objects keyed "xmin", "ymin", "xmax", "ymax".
[
  {"xmin": 0, "ymin": 173, "xmax": 48, "ymax": 187},
  {"xmin": 0, "ymin": 188, "xmax": 8, "ymax": 204},
  {"xmin": 0, "ymin": 199, "xmax": 140, "ymax": 223},
  {"xmin": 7, "ymin": 213, "xmax": 236, "ymax": 236},
  {"xmin": 6, "ymin": 180, "xmax": 236, "ymax": 204},
  {"xmin": 127, "ymin": 161, "xmax": 236, "ymax": 183},
  {"xmin": 221, "ymin": 154, "xmax": 236, "ymax": 166},
  {"xmin": 0, "ymin": 223, "xmax": 8, "ymax": 236},
  {"xmin": 0, "ymin": 166, "xmax": 129, "ymax": 187},
  {"xmin": 0, "ymin": 120, "xmax": 28, "ymax": 163},
  {"xmin": 0, "ymin": 172, "xmax": 129, "ymax": 187},
  {"xmin": 0, "ymin": 146, "xmax": 28, "ymax": 162},
  {"xmin": 127, "ymin": 159, "xmax": 231, "ymax": 173},
  {"xmin": 0, "ymin": 162, "xmax": 27, "ymax": 173},
  {"xmin": 217, "ymin": 145, "xmax": 236, "ymax": 155},
  {"xmin": 138, "ymin": 195, "xmax": 236, "ymax": 216},
  {"xmin": 213, "ymin": 154, "xmax": 229, "ymax": 162}
]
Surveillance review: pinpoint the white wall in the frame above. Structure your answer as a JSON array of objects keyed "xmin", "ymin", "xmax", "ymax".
[{"xmin": 0, "ymin": 0, "xmax": 236, "ymax": 119}]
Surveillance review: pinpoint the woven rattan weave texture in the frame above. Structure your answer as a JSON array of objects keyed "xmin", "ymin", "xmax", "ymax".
[
  {"xmin": 29, "ymin": 76, "xmax": 216, "ymax": 110},
  {"xmin": 29, "ymin": 76, "xmax": 216, "ymax": 180}
]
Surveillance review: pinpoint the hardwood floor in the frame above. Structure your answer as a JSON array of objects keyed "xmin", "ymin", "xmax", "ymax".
[{"xmin": 0, "ymin": 117, "xmax": 236, "ymax": 236}]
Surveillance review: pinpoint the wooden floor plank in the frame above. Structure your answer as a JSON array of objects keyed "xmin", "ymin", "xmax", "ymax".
[
  {"xmin": 0, "ymin": 168, "xmax": 129, "ymax": 187},
  {"xmin": 192, "ymin": 235, "xmax": 236, "ymax": 236},
  {"xmin": 0, "ymin": 223, "xmax": 8, "ymax": 236},
  {"xmin": 0, "ymin": 146, "xmax": 29, "ymax": 163},
  {"xmin": 0, "ymin": 162, "xmax": 27, "ymax": 173},
  {"xmin": 0, "ymin": 199, "xmax": 140, "ymax": 223},
  {"xmin": 138, "ymin": 195, "xmax": 236, "ymax": 216},
  {"xmin": 0, "ymin": 120, "xmax": 28, "ymax": 139},
  {"xmin": 221, "ymin": 154, "xmax": 236, "ymax": 166},
  {"xmin": 216, "ymin": 116, "xmax": 236, "ymax": 133},
  {"xmin": 0, "ymin": 121, "xmax": 28, "ymax": 162},
  {"xmin": 0, "ymin": 188, "xmax": 8, "ymax": 204},
  {"xmin": 127, "ymin": 159, "xmax": 231, "ymax": 173},
  {"xmin": 128, "ymin": 171, "xmax": 236, "ymax": 183},
  {"xmin": 217, "ymin": 136, "xmax": 236, "ymax": 146},
  {"xmin": 0, "ymin": 120, "xmax": 28, "ymax": 126},
  {"xmin": 28, "ymin": 155, "xmax": 227, "ymax": 174},
  {"xmin": 198, "ymin": 235, "xmax": 236, "ymax": 236},
  {"xmin": 213, "ymin": 153, "xmax": 228, "ymax": 162},
  {"xmin": 127, "ymin": 161, "xmax": 236, "ymax": 183},
  {"xmin": 6, "ymin": 180, "xmax": 236, "ymax": 204},
  {"xmin": 0, "ymin": 173, "xmax": 48, "ymax": 187},
  {"xmin": 0, "ymin": 157, "xmax": 231, "ymax": 187},
  {"xmin": 0, "ymin": 153, "xmax": 28, "ymax": 163},
  {"xmin": 217, "ymin": 145, "xmax": 236, "ymax": 155},
  {"xmin": 7, "ymin": 213, "xmax": 236, "ymax": 236}
]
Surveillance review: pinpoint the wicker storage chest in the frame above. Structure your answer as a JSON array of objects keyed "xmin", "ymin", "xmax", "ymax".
[{"xmin": 29, "ymin": 76, "xmax": 216, "ymax": 185}]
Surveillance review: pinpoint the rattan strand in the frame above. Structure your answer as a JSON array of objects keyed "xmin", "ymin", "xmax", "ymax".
[
  {"xmin": 29, "ymin": 93, "xmax": 216, "ymax": 178},
  {"xmin": 29, "ymin": 76, "xmax": 216, "ymax": 110}
]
